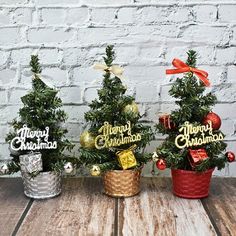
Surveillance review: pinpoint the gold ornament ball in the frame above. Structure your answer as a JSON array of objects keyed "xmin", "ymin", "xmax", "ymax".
[
  {"xmin": 80, "ymin": 131, "xmax": 95, "ymax": 148},
  {"xmin": 123, "ymin": 101, "xmax": 139, "ymax": 116},
  {"xmin": 90, "ymin": 165, "xmax": 101, "ymax": 176}
]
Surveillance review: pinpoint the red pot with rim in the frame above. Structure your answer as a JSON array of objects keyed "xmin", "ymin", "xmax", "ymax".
[{"xmin": 171, "ymin": 168, "xmax": 214, "ymax": 199}]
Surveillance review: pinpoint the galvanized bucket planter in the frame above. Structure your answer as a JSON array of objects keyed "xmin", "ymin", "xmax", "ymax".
[{"xmin": 21, "ymin": 171, "xmax": 62, "ymax": 199}]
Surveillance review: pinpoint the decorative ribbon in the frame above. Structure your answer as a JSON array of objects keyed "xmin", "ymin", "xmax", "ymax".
[
  {"xmin": 34, "ymin": 73, "xmax": 55, "ymax": 88},
  {"xmin": 93, "ymin": 63, "xmax": 124, "ymax": 80},
  {"xmin": 166, "ymin": 58, "xmax": 210, "ymax": 87}
]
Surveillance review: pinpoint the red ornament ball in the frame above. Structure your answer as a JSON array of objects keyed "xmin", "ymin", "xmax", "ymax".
[
  {"xmin": 156, "ymin": 159, "xmax": 167, "ymax": 170},
  {"xmin": 226, "ymin": 152, "xmax": 235, "ymax": 162},
  {"xmin": 202, "ymin": 112, "xmax": 221, "ymax": 130}
]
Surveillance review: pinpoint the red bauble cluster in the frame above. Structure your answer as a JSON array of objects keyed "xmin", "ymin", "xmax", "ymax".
[
  {"xmin": 226, "ymin": 152, "xmax": 235, "ymax": 162},
  {"xmin": 156, "ymin": 159, "xmax": 167, "ymax": 170},
  {"xmin": 202, "ymin": 112, "xmax": 221, "ymax": 130}
]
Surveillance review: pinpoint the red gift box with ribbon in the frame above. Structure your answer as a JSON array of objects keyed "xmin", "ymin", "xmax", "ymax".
[
  {"xmin": 188, "ymin": 149, "xmax": 208, "ymax": 168},
  {"xmin": 159, "ymin": 114, "xmax": 175, "ymax": 130}
]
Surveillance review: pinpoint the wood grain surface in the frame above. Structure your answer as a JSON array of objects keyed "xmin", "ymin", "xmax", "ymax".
[
  {"xmin": 202, "ymin": 178, "xmax": 236, "ymax": 236},
  {"xmin": 1, "ymin": 177, "xmax": 236, "ymax": 236},
  {"xmin": 17, "ymin": 178, "xmax": 115, "ymax": 236},
  {"xmin": 118, "ymin": 178, "xmax": 217, "ymax": 236},
  {"xmin": 0, "ymin": 178, "xmax": 30, "ymax": 236}
]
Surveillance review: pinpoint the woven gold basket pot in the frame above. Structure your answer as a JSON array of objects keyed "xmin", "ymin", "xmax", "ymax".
[{"xmin": 103, "ymin": 169, "xmax": 141, "ymax": 197}]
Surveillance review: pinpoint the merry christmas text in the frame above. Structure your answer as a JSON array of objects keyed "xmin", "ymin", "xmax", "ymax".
[
  {"xmin": 95, "ymin": 121, "xmax": 141, "ymax": 149},
  {"xmin": 10, "ymin": 125, "xmax": 57, "ymax": 151},
  {"xmin": 175, "ymin": 121, "xmax": 224, "ymax": 149}
]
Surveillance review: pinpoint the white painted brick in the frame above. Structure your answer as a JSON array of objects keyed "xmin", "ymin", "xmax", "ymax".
[
  {"xmin": 11, "ymin": 48, "xmax": 33, "ymax": 66},
  {"xmin": 221, "ymin": 119, "xmax": 235, "ymax": 136},
  {"xmin": 193, "ymin": 5, "xmax": 217, "ymax": 23},
  {"xmin": 0, "ymin": 51, "xmax": 10, "ymax": 66},
  {"xmin": 168, "ymin": 7, "xmax": 191, "ymax": 23},
  {"xmin": 19, "ymin": 69, "xmax": 33, "ymax": 89},
  {"xmin": 124, "ymin": 66, "xmax": 166, "ymax": 84},
  {"xmin": 0, "ymin": 90, "xmax": 7, "ymax": 104},
  {"xmin": 181, "ymin": 26, "xmax": 230, "ymax": 46},
  {"xmin": 0, "ymin": 9, "xmax": 10, "ymax": 25},
  {"xmin": 0, "ymin": 105, "xmax": 21, "ymax": 124},
  {"xmin": 0, "ymin": 0, "xmax": 28, "ymax": 4},
  {"xmin": 0, "ymin": 69, "xmax": 16, "ymax": 86},
  {"xmin": 63, "ymin": 105, "xmax": 89, "ymax": 122},
  {"xmin": 0, "ymin": 125, "xmax": 9, "ymax": 142},
  {"xmin": 160, "ymin": 85, "xmax": 175, "ymax": 102},
  {"xmin": 38, "ymin": 48, "xmax": 61, "ymax": 65},
  {"xmin": 138, "ymin": 46, "xmax": 163, "ymax": 64},
  {"xmin": 159, "ymin": 103, "xmax": 177, "ymax": 114},
  {"xmin": 117, "ymin": 7, "xmax": 135, "ymax": 24},
  {"xmin": 84, "ymin": 87, "xmax": 99, "ymax": 103},
  {"xmin": 72, "ymin": 67, "xmax": 102, "ymax": 85},
  {"xmin": 58, "ymin": 86, "xmax": 82, "ymax": 104},
  {"xmin": 215, "ymin": 48, "xmax": 236, "ymax": 65},
  {"xmin": 12, "ymin": 8, "xmax": 32, "ymax": 25},
  {"xmin": 80, "ymin": 0, "xmax": 131, "ymax": 5},
  {"xmin": 144, "ymin": 104, "xmax": 160, "ymax": 122},
  {"xmin": 63, "ymin": 48, "xmax": 88, "ymax": 66},
  {"xmin": 66, "ymin": 7, "xmax": 89, "ymax": 26},
  {"xmin": 91, "ymin": 8, "xmax": 116, "ymax": 25},
  {"xmin": 0, "ymin": 143, "xmax": 11, "ymax": 160},
  {"xmin": 136, "ymin": 83, "xmax": 158, "ymax": 103},
  {"xmin": 0, "ymin": 27, "xmax": 21, "ymax": 45},
  {"xmin": 42, "ymin": 67, "xmax": 68, "ymax": 87},
  {"xmin": 214, "ymin": 104, "xmax": 236, "ymax": 119},
  {"xmin": 41, "ymin": 8, "xmax": 65, "ymax": 25},
  {"xmin": 63, "ymin": 122, "xmax": 80, "ymax": 142},
  {"xmin": 77, "ymin": 27, "xmax": 126, "ymax": 45},
  {"xmin": 8, "ymin": 88, "xmax": 28, "ymax": 104},
  {"xmin": 200, "ymin": 66, "xmax": 226, "ymax": 85},
  {"xmin": 115, "ymin": 45, "xmax": 139, "ymax": 64},
  {"xmin": 35, "ymin": 0, "xmax": 79, "ymax": 5},
  {"xmin": 136, "ymin": 7, "xmax": 168, "ymax": 24},
  {"xmin": 219, "ymin": 5, "xmax": 236, "ymax": 23},
  {"xmin": 65, "ymin": 123, "xmax": 82, "ymax": 142},
  {"xmin": 213, "ymin": 83, "xmax": 236, "ymax": 102},
  {"xmin": 227, "ymin": 66, "xmax": 236, "ymax": 83},
  {"xmin": 27, "ymin": 27, "xmax": 75, "ymax": 44}
]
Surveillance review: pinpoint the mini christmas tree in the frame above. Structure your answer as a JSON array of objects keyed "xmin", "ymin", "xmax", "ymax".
[
  {"xmin": 6, "ymin": 55, "xmax": 75, "ymax": 174},
  {"xmin": 79, "ymin": 46, "xmax": 153, "ymax": 175},
  {"xmin": 155, "ymin": 50, "xmax": 232, "ymax": 172}
]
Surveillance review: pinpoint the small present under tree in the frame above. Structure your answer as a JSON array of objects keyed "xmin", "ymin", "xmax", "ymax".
[
  {"xmin": 155, "ymin": 50, "xmax": 234, "ymax": 172},
  {"xmin": 6, "ymin": 55, "xmax": 75, "ymax": 174},
  {"xmin": 79, "ymin": 46, "xmax": 153, "ymax": 175}
]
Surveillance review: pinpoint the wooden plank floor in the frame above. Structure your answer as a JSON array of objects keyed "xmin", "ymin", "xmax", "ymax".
[{"xmin": 0, "ymin": 177, "xmax": 235, "ymax": 236}]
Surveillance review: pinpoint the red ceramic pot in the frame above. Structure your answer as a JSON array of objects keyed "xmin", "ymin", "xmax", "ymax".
[{"xmin": 171, "ymin": 168, "xmax": 215, "ymax": 199}]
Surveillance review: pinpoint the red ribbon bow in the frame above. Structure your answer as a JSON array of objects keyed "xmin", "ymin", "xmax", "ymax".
[{"xmin": 166, "ymin": 58, "xmax": 210, "ymax": 87}]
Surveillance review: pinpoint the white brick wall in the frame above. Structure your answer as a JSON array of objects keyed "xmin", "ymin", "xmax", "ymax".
[{"xmin": 0, "ymin": 0, "xmax": 236, "ymax": 177}]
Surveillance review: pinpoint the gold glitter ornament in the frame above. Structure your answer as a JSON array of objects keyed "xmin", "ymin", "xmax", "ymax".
[
  {"xmin": 123, "ymin": 101, "xmax": 139, "ymax": 116},
  {"xmin": 80, "ymin": 131, "xmax": 95, "ymax": 148},
  {"xmin": 90, "ymin": 165, "xmax": 101, "ymax": 176}
]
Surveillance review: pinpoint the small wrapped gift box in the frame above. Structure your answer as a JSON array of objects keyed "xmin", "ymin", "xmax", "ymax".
[
  {"xmin": 159, "ymin": 114, "xmax": 175, "ymax": 130},
  {"xmin": 188, "ymin": 149, "xmax": 208, "ymax": 168},
  {"xmin": 19, "ymin": 152, "xmax": 43, "ymax": 174},
  {"xmin": 117, "ymin": 149, "xmax": 137, "ymax": 170}
]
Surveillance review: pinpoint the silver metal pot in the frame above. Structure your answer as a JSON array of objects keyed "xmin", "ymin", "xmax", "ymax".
[{"xmin": 21, "ymin": 171, "xmax": 62, "ymax": 199}]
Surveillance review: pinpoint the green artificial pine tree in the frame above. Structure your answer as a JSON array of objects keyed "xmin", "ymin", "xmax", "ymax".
[
  {"xmin": 6, "ymin": 55, "xmax": 75, "ymax": 174},
  {"xmin": 79, "ymin": 46, "xmax": 154, "ymax": 174},
  {"xmin": 155, "ymin": 50, "xmax": 228, "ymax": 172}
]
